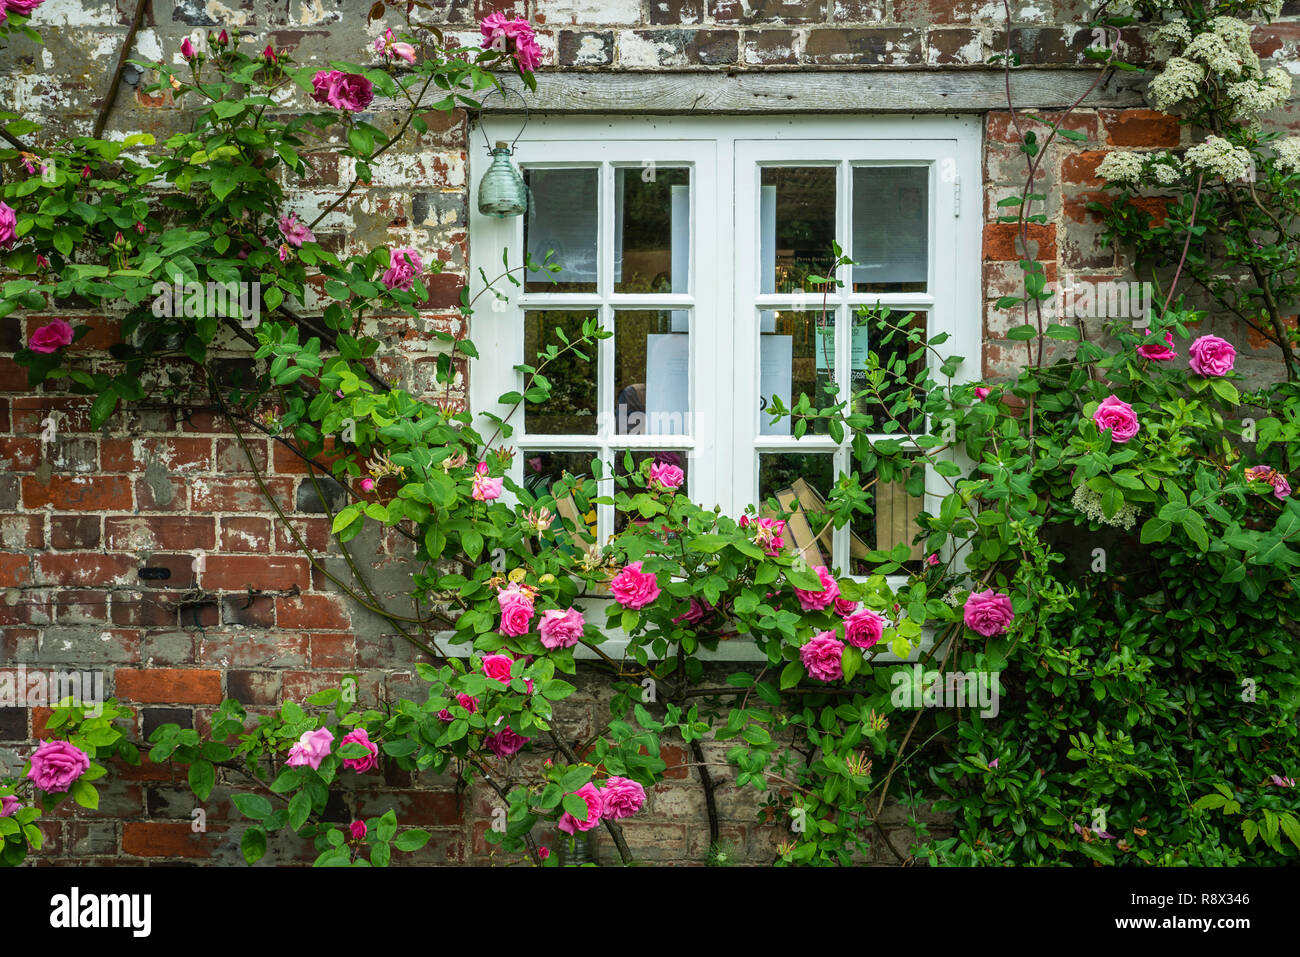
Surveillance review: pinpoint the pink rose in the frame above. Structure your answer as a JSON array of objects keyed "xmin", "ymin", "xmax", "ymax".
[
  {"xmin": 538, "ymin": 606, "xmax": 585, "ymax": 649},
  {"xmin": 437, "ymin": 692, "xmax": 479, "ymax": 722},
  {"xmin": 610, "ymin": 560, "xmax": 660, "ymax": 609},
  {"xmin": 339, "ymin": 728, "xmax": 379, "ymax": 773},
  {"xmin": 963, "ymin": 589, "xmax": 1015, "ymax": 637},
  {"xmin": 557, "ymin": 782, "xmax": 603, "ymax": 834},
  {"xmin": 793, "ymin": 565, "xmax": 840, "ymax": 612},
  {"xmin": 926, "ymin": 553, "xmax": 940, "ymax": 566},
  {"xmin": 482, "ymin": 653, "xmax": 515, "ymax": 684},
  {"xmin": 0, "ymin": 794, "xmax": 20, "ymax": 817},
  {"xmin": 843, "ymin": 608, "xmax": 885, "ymax": 650},
  {"xmin": 27, "ymin": 740, "xmax": 90, "ymax": 793},
  {"xmin": 672, "ymin": 597, "xmax": 713, "ymax": 625},
  {"xmin": 800, "ymin": 631, "xmax": 845, "ymax": 683},
  {"xmin": 497, "ymin": 585, "xmax": 535, "ymax": 637},
  {"xmin": 485, "ymin": 726, "xmax": 529, "ymax": 758},
  {"xmin": 833, "ymin": 597, "xmax": 859, "ymax": 617},
  {"xmin": 310, "ymin": 70, "xmax": 374, "ymax": 112},
  {"xmin": 597, "ymin": 776, "xmax": 646, "ymax": 820},
  {"xmin": 5, "ymin": 0, "xmax": 45, "ymax": 15},
  {"xmin": 1092, "ymin": 394, "xmax": 1139, "ymax": 444},
  {"xmin": 29, "ymin": 319, "xmax": 74, "ymax": 354},
  {"xmin": 285, "ymin": 727, "xmax": 334, "ymax": 770},
  {"xmin": 381, "ymin": 247, "xmax": 422, "ymax": 291},
  {"xmin": 180, "ymin": 37, "xmax": 195, "ymax": 59},
  {"xmin": 0, "ymin": 201, "xmax": 18, "ymax": 249},
  {"xmin": 1137, "ymin": 331, "xmax": 1177, "ymax": 361},
  {"xmin": 480, "ymin": 14, "xmax": 543, "ymax": 72},
  {"xmin": 1188, "ymin": 335, "xmax": 1236, "ymax": 377},
  {"xmin": 349, "ymin": 820, "xmax": 367, "ymax": 841},
  {"xmin": 974, "ymin": 386, "xmax": 990, "ymax": 400},
  {"xmin": 278, "ymin": 212, "xmax": 314, "ymax": 247},
  {"xmin": 754, "ymin": 517, "xmax": 786, "ymax": 557},
  {"xmin": 648, "ymin": 462, "xmax": 684, "ymax": 491},
  {"xmin": 539, "ymin": 845, "xmax": 550, "ymax": 860}
]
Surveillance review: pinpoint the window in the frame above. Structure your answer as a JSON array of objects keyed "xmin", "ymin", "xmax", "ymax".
[{"xmin": 469, "ymin": 115, "xmax": 982, "ymax": 579}]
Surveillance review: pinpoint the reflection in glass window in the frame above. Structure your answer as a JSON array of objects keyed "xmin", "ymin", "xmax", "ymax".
[
  {"xmin": 523, "ymin": 311, "xmax": 599, "ymax": 435},
  {"xmin": 524, "ymin": 168, "xmax": 598, "ymax": 292},
  {"xmin": 852, "ymin": 166, "xmax": 928, "ymax": 293},
  {"xmin": 615, "ymin": 167, "xmax": 690, "ymax": 294},
  {"xmin": 759, "ymin": 309, "xmax": 835, "ymax": 436},
  {"xmin": 614, "ymin": 310, "xmax": 690, "ymax": 436},
  {"xmin": 760, "ymin": 167, "xmax": 836, "ymax": 295}
]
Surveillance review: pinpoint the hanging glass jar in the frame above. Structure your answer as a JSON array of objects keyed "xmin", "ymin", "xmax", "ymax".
[{"xmin": 477, "ymin": 141, "xmax": 527, "ymax": 218}]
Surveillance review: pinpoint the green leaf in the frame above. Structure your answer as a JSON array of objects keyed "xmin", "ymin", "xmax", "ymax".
[
  {"xmin": 562, "ymin": 793, "xmax": 591, "ymax": 821},
  {"xmin": 288, "ymin": 790, "xmax": 311, "ymax": 830},
  {"xmin": 780, "ymin": 660, "xmax": 803, "ymax": 690},
  {"xmin": 188, "ymin": 759, "xmax": 216, "ymax": 802},
  {"xmin": 233, "ymin": 794, "xmax": 273, "ymax": 821},
  {"xmin": 395, "ymin": 829, "xmax": 431, "ymax": 852},
  {"xmin": 242, "ymin": 826, "xmax": 267, "ymax": 864},
  {"xmin": 70, "ymin": 778, "xmax": 99, "ymax": 810}
]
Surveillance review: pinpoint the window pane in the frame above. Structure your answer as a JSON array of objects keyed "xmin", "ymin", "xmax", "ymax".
[
  {"xmin": 615, "ymin": 167, "xmax": 690, "ymax": 294},
  {"xmin": 757, "ymin": 452, "xmax": 835, "ymax": 568},
  {"xmin": 760, "ymin": 166, "xmax": 836, "ymax": 295},
  {"xmin": 759, "ymin": 309, "xmax": 835, "ymax": 436},
  {"xmin": 525, "ymin": 168, "xmax": 598, "ymax": 293},
  {"xmin": 521, "ymin": 450, "xmax": 597, "ymax": 545},
  {"xmin": 614, "ymin": 449, "xmax": 688, "ymax": 533},
  {"xmin": 850, "ymin": 466, "xmax": 925, "ymax": 577},
  {"xmin": 523, "ymin": 310, "xmax": 599, "ymax": 435},
  {"xmin": 614, "ymin": 310, "xmax": 690, "ymax": 436},
  {"xmin": 852, "ymin": 166, "xmax": 928, "ymax": 293},
  {"xmin": 850, "ymin": 307, "xmax": 927, "ymax": 433}
]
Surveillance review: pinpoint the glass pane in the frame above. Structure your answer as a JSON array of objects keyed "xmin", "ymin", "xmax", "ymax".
[
  {"xmin": 615, "ymin": 167, "xmax": 690, "ymax": 294},
  {"xmin": 524, "ymin": 168, "xmax": 598, "ymax": 293},
  {"xmin": 759, "ymin": 309, "xmax": 836, "ymax": 436},
  {"xmin": 614, "ymin": 310, "xmax": 690, "ymax": 437},
  {"xmin": 523, "ymin": 310, "xmax": 599, "ymax": 435},
  {"xmin": 852, "ymin": 166, "xmax": 928, "ymax": 293},
  {"xmin": 850, "ymin": 307, "xmax": 927, "ymax": 433},
  {"xmin": 760, "ymin": 166, "xmax": 836, "ymax": 295},
  {"xmin": 850, "ymin": 465, "xmax": 925, "ymax": 577},
  {"xmin": 757, "ymin": 452, "xmax": 835, "ymax": 568},
  {"xmin": 521, "ymin": 450, "xmax": 598, "ymax": 547},
  {"xmin": 614, "ymin": 449, "xmax": 688, "ymax": 533}
]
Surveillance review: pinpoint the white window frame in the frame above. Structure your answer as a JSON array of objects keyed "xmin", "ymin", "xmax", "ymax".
[{"xmin": 468, "ymin": 114, "xmax": 982, "ymax": 661}]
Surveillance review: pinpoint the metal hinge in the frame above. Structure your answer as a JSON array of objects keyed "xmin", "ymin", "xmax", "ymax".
[{"xmin": 953, "ymin": 176, "xmax": 961, "ymax": 217}]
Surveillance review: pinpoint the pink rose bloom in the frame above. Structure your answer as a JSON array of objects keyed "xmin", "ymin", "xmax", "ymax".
[
  {"xmin": 310, "ymin": 70, "xmax": 374, "ymax": 112},
  {"xmin": 497, "ymin": 585, "xmax": 535, "ymax": 637},
  {"xmin": 29, "ymin": 319, "xmax": 74, "ymax": 354},
  {"xmin": 833, "ymin": 597, "xmax": 859, "ymax": 617},
  {"xmin": 26, "ymin": 740, "xmax": 90, "ymax": 793},
  {"xmin": 339, "ymin": 728, "xmax": 379, "ymax": 773},
  {"xmin": 1092, "ymin": 394, "xmax": 1139, "ymax": 444},
  {"xmin": 1274, "ymin": 475, "xmax": 1292, "ymax": 499},
  {"xmin": 1188, "ymin": 335, "xmax": 1236, "ymax": 377},
  {"xmin": 180, "ymin": 37, "xmax": 195, "ymax": 59},
  {"xmin": 360, "ymin": 477, "xmax": 376, "ymax": 493},
  {"xmin": 279, "ymin": 212, "xmax": 314, "ymax": 247},
  {"xmin": 672, "ymin": 597, "xmax": 713, "ymax": 625},
  {"xmin": 963, "ymin": 589, "xmax": 1015, "ymax": 637},
  {"xmin": 793, "ymin": 565, "xmax": 840, "ymax": 612},
  {"xmin": 648, "ymin": 461, "xmax": 684, "ymax": 491},
  {"xmin": 800, "ymin": 631, "xmax": 845, "ymax": 683},
  {"xmin": 843, "ymin": 608, "xmax": 885, "ymax": 650},
  {"xmin": 610, "ymin": 560, "xmax": 661, "ymax": 609},
  {"xmin": 1137, "ymin": 331, "xmax": 1177, "ymax": 361},
  {"xmin": 480, "ymin": 14, "xmax": 543, "ymax": 72},
  {"xmin": 381, "ymin": 247, "xmax": 422, "ymax": 291},
  {"xmin": 0, "ymin": 200, "xmax": 16, "ymax": 249},
  {"xmin": 538, "ymin": 607, "xmax": 585, "ymax": 649},
  {"xmin": 974, "ymin": 386, "xmax": 990, "ymax": 400},
  {"xmin": 285, "ymin": 727, "xmax": 334, "ymax": 770},
  {"xmin": 482, "ymin": 653, "xmax": 515, "ymax": 684},
  {"xmin": 926, "ymin": 553, "xmax": 940, "ymax": 567},
  {"xmin": 597, "ymin": 776, "xmax": 646, "ymax": 820},
  {"xmin": 754, "ymin": 517, "xmax": 786, "ymax": 556},
  {"xmin": 557, "ymin": 782, "xmax": 603, "ymax": 834},
  {"xmin": 538, "ymin": 845, "xmax": 550, "ymax": 860},
  {"xmin": 485, "ymin": 726, "xmax": 529, "ymax": 758},
  {"xmin": 0, "ymin": 794, "xmax": 20, "ymax": 817},
  {"xmin": 471, "ymin": 472, "xmax": 503, "ymax": 501},
  {"xmin": 437, "ymin": 692, "xmax": 479, "ymax": 722},
  {"xmin": 349, "ymin": 820, "xmax": 367, "ymax": 841}
]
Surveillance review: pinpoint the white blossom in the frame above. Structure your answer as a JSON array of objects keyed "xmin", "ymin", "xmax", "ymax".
[
  {"xmin": 1150, "ymin": 57, "xmax": 1206, "ymax": 112},
  {"xmin": 1151, "ymin": 19, "xmax": 1192, "ymax": 61},
  {"xmin": 1227, "ymin": 66, "xmax": 1292, "ymax": 119},
  {"xmin": 1274, "ymin": 137, "xmax": 1300, "ymax": 175},
  {"xmin": 1071, "ymin": 484, "xmax": 1140, "ymax": 531},
  {"xmin": 1096, "ymin": 151, "xmax": 1146, "ymax": 187},
  {"xmin": 1183, "ymin": 135, "xmax": 1254, "ymax": 182},
  {"xmin": 1183, "ymin": 30, "xmax": 1249, "ymax": 79}
]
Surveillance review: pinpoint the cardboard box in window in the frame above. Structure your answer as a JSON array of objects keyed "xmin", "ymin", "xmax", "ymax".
[{"xmin": 768, "ymin": 476, "xmax": 922, "ymax": 567}]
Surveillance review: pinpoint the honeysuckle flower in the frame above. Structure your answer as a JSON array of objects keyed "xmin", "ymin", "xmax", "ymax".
[
  {"xmin": 989, "ymin": 758, "xmax": 999, "ymax": 769},
  {"xmin": 26, "ymin": 740, "xmax": 90, "ymax": 793},
  {"xmin": 339, "ymin": 728, "xmax": 379, "ymax": 773},
  {"xmin": 381, "ymin": 247, "xmax": 422, "ymax": 291},
  {"xmin": 1188, "ymin": 334, "xmax": 1236, "ymax": 377},
  {"xmin": 28, "ymin": 319, "xmax": 74, "ymax": 354},
  {"xmin": 1092, "ymin": 394, "xmax": 1139, "ymax": 444},
  {"xmin": 1245, "ymin": 465, "xmax": 1291, "ymax": 500},
  {"xmin": 278, "ymin": 243, "xmax": 291, "ymax": 262},
  {"xmin": 442, "ymin": 451, "xmax": 468, "ymax": 472},
  {"xmin": 286, "ymin": 728, "xmax": 334, "ymax": 770},
  {"xmin": 800, "ymin": 631, "xmax": 845, "ymax": 682},
  {"xmin": 278, "ymin": 212, "xmax": 314, "ymax": 247},
  {"xmin": 135, "ymin": 220, "xmax": 145, "ymax": 234},
  {"xmin": 1267, "ymin": 775, "xmax": 1296, "ymax": 787}
]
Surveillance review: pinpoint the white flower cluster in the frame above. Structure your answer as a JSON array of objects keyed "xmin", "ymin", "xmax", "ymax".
[
  {"xmin": 1149, "ymin": 153, "xmax": 1183, "ymax": 185},
  {"xmin": 1226, "ymin": 67, "xmax": 1292, "ymax": 121},
  {"xmin": 1150, "ymin": 57, "xmax": 1207, "ymax": 112},
  {"xmin": 1070, "ymin": 484, "xmax": 1140, "ymax": 531},
  {"xmin": 1274, "ymin": 136, "xmax": 1300, "ymax": 175},
  {"xmin": 943, "ymin": 587, "xmax": 964, "ymax": 608},
  {"xmin": 1096, "ymin": 150, "xmax": 1146, "ymax": 187},
  {"xmin": 1151, "ymin": 19, "xmax": 1192, "ymax": 60},
  {"xmin": 1183, "ymin": 30, "xmax": 1247, "ymax": 79},
  {"xmin": 1183, "ymin": 135, "xmax": 1254, "ymax": 181}
]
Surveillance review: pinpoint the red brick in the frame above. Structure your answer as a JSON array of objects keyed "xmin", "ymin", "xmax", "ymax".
[
  {"xmin": 103, "ymin": 515, "xmax": 216, "ymax": 551},
  {"xmin": 983, "ymin": 223, "xmax": 1056, "ymax": 262},
  {"xmin": 191, "ymin": 477, "xmax": 294, "ymax": 513},
  {"xmin": 34, "ymin": 553, "xmax": 140, "ymax": 587},
  {"xmin": 0, "ymin": 357, "xmax": 29, "ymax": 392},
  {"xmin": 1128, "ymin": 195, "xmax": 1172, "ymax": 228},
  {"xmin": 134, "ymin": 475, "xmax": 189, "ymax": 511},
  {"xmin": 276, "ymin": 594, "xmax": 351, "ymax": 630},
  {"xmin": 273, "ymin": 436, "xmax": 348, "ymax": 475},
  {"xmin": 115, "ymin": 668, "xmax": 223, "ymax": 704},
  {"xmin": 214, "ymin": 437, "xmax": 267, "ymax": 473},
  {"xmin": 203, "ymin": 555, "xmax": 310, "ymax": 591},
  {"xmin": 1100, "ymin": 108, "xmax": 1180, "ymax": 148},
  {"xmin": 198, "ymin": 630, "xmax": 307, "ymax": 667},
  {"xmin": 310, "ymin": 632, "xmax": 355, "ymax": 668},
  {"xmin": 1061, "ymin": 150, "xmax": 1108, "ymax": 187},
  {"xmin": 10, "ymin": 397, "xmax": 95, "ymax": 434},
  {"xmin": 986, "ymin": 110, "xmax": 1099, "ymax": 145},
  {"xmin": 0, "ymin": 514, "xmax": 43, "ymax": 549},
  {"xmin": 658, "ymin": 743, "xmax": 690, "ymax": 781},
  {"xmin": 25, "ymin": 314, "xmax": 119, "ymax": 351},
  {"xmin": 22, "ymin": 475, "xmax": 132, "ymax": 510},
  {"xmin": 1064, "ymin": 191, "xmax": 1108, "ymax": 224},
  {"xmin": 50, "ymin": 515, "xmax": 101, "ymax": 549},
  {"xmin": 275, "ymin": 516, "xmax": 334, "ymax": 553},
  {"xmin": 0, "ymin": 436, "xmax": 40, "ymax": 470},
  {"xmin": 356, "ymin": 790, "xmax": 461, "ymax": 826},
  {"xmin": 122, "ymin": 821, "xmax": 225, "ymax": 858},
  {"xmin": 218, "ymin": 516, "xmax": 272, "ymax": 552}
]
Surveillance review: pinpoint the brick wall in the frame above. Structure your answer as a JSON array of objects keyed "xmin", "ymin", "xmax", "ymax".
[{"xmin": 1, "ymin": 0, "xmax": 1298, "ymax": 865}]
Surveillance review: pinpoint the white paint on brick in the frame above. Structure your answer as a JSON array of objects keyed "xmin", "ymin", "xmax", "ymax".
[
  {"xmin": 928, "ymin": 29, "xmax": 981, "ymax": 65},
  {"xmin": 545, "ymin": 0, "xmax": 641, "ymax": 25},
  {"xmin": 618, "ymin": 31, "xmax": 678, "ymax": 68},
  {"xmin": 573, "ymin": 34, "xmax": 610, "ymax": 65},
  {"xmin": 33, "ymin": 0, "xmax": 118, "ymax": 27}
]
